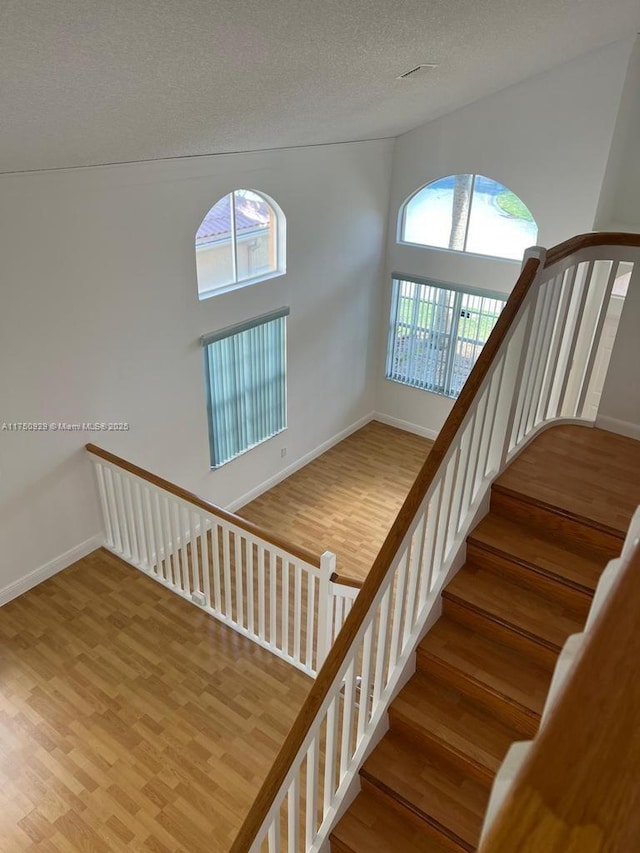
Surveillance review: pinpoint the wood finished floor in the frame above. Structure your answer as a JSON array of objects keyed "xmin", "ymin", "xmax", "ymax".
[
  {"xmin": 238, "ymin": 421, "xmax": 433, "ymax": 583},
  {"xmin": 0, "ymin": 550, "xmax": 311, "ymax": 852}
]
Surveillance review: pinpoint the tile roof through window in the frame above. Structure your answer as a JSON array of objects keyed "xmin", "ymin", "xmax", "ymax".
[{"xmin": 196, "ymin": 193, "xmax": 271, "ymax": 242}]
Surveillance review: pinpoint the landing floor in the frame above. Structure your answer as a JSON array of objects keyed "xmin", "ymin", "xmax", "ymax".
[
  {"xmin": 0, "ymin": 550, "xmax": 311, "ymax": 852},
  {"xmin": 497, "ymin": 425, "xmax": 640, "ymax": 535},
  {"xmin": 238, "ymin": 420, "xmax": 433, "ymax": 583}
]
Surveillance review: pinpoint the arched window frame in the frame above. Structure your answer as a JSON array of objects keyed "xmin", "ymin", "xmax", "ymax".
[
  {"xmin": 196, "ymin": 189, "xmax": 286, "ymax": 300},
  {"xmin": 397, "ymin": 174, "xmax": 537, "ymax": 262}
]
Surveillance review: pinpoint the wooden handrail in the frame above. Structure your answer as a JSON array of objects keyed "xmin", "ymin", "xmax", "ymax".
[
  {"xmin": 479, "ymin": 543, "xmax": 640, "ymax": 852},
  {"xmin": 544, "ymin": 231, "xmax": 640, "ymax": 268},
  {"xmin": 331, "ymin": 572, "xmax": 363, "ymax": 589},
  {"xmin": 85, "ymin": 443, "xmax": 321, "ymax": 568},
  {"xmin": 229, "ymin": 254, "xmax": 542, "ymax": 851}
]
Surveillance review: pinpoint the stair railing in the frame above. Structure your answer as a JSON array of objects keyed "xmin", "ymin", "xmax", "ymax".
[
  {"xmin": 230, "ymin": 233, "xmax": 640, "ymax": 852},
  {"xmin": 86, "ymin": 444, "xmax": 349, "ymax": 677}
]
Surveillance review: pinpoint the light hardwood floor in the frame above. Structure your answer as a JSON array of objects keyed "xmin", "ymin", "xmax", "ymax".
[
  {"xmin": 238, "ymin": 420, "xmax": 433, "ymax": 583},
  {"xmin": 0, "ymin": 550, "xmax": 311, "ymax": 852},
  {"xmin": 0, "ymin": 421, "xmax": 431, "ymax": 851}
]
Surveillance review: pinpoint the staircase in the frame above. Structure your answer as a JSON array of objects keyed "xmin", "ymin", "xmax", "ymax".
[{"xmin": 331, "ymin": 425, "xmax": 633, "ymax": 852}]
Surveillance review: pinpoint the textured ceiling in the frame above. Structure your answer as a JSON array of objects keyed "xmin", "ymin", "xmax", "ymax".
[{"xmin": 1, "ymin": 0, "xmax": 638, "ymax": 173}]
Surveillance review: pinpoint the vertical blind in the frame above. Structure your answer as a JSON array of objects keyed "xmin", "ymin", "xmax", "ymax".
[
  {"xmin": 386, "ymin": 277, "xmax": 505, "ymax": 398},
  {"xmin": 201, "ymin": 308, "xmax": 288, "ymax": 467}
]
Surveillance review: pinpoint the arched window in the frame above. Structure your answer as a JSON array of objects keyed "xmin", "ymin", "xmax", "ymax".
[
  {"xmin": 399, "ymin": 174, "xmax": 537, "ymax": 261},
  {"xmin": 196, "ymin": 189, "xmax": 285, "ymax": 299}
]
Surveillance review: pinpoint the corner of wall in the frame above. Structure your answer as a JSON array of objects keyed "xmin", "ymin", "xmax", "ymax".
[{"xmin": 0, "ymin": 532, "xmax": 105, "ymax": 607}]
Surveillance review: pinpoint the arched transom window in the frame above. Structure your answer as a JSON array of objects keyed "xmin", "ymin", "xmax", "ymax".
[
  {"xmin": 196, "ymin": 189, "xmax": 285, "ymax": 299},
  {"xmin": 399, "ymin": 174, "xmax": 537, "ymax": 261}
]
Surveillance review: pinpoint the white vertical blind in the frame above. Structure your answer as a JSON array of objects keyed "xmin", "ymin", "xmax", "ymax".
[
  {"xmin": 202, "ymin": 308, "xmax": 288, "ymax": 467},
  {"xmin": 386, "ymin": 277, "xmax": 506, "ymax": 398}
]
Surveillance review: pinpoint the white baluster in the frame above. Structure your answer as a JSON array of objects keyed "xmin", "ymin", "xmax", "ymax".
[
  {"xmin": 258, "ymin": 545, "xmax": 266, "ymax": 643},
  {"xmin": 305, "ymin": 737, "xmax": 318, "ymax": 849},
  {"xmin": 267, "ymin": 812, "xmax": 280, "ymax": 853},
  {"xmin": 223, "ymin": 527, "xmax": 232, "ymax": 619},
  {"xmin": 372, "ymin": 587, "xmax": 391, "ymax": 706},
  {"xmin": 133, "ymin": 480, "xmax": 148, "ymax": 570},
  {"xmin": 210, "ymin": 521, "xmax": 221, "ymax": 612},
  {"xmin": 305, "ymin": 570, "xmax": 316, "ymax": 669},
  {"xmin": 387, "ymin": 549, "xmax": 409, "ymax": 680},
  {"xmin": 113, "ymin": 471, "xmax": 131, "ymax": 559},
  {"xmin": 170, "ymin": 500, "xmax": 183, "ymax": 590},
  {"xmin": 151, "ymin": 491, "xmax": 165, "ymax": 579},
  {"xmin": 282, "ymin": 559, "xmax": 290, "ymax": 657},
  {"xmin": 269, "ymin": 552, "xmax": 278, "ymax": 648},
  {"xmin": 539, "ymin": 267, "xmax": 574, "ymax": 420},
  {"xmin": 339, "ymin": 660, "xmax": 356, "ymax": 781},
  {"xmin": 200, "ymin": 514, "xmax": 211, "ymax": 606},
  {"xmin": 323, "ymin": 696, "xmax": 338, "ymax": 818},
  {"xmin": 246, "ymin": 540, "xmax": 257, "ymax": 637},
  {"xmin": 143, "ymin": 486, "xmax": 158, "ymax": 575},
  {"xmin": 418, "ymin": 487, "xmax": 440, "ymax": 607},
  {"xmin": 162, "ymin": 495, "xmax": 175, "ymax": 586},
  {"xmin": 557, "ymin": 261, "xmax": 593, "ymax": 417},
  {"xmin": 234, "ymin": 531, "xmax": 244, "ymax": 628},
  {"xmin": 95, "ymin": 463, "xmax": 114, "ymax": 548},
  {"xmin": 576, "ymin": 260, "xmax": 619, "ymax": 417},
  {"xmin": 356, "ymin": 622, "xmax": 374, "ymax": 743},
  {"xmin": 104, "ymin": 466, "xmax": 122, "ymax": 553},
  {"xmin": 403, "ymin": 517, "xmax": 425, "ymax": 644},
  {"xmin": 287, "ymin": 776, "xmax": 299, "ymax": 853},
  {"xmin": 479, "ymin": 355, "xmax": 505, "ymax": 480},
  {"xmin": 523, "ymin": 277, "xmax": 556, "ymax": 435},
  {"xmin": 529, "ymin": 274, "xmax": 562, "ymax": 429},
  {"xmin": 189, "ymin": 510, "xmax": 202, "ymax": 595}
]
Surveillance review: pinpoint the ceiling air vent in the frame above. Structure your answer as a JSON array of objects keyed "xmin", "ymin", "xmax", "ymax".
[{"xmin": 397, "ymin": 63, "xmax": 439, "ymax": 80}]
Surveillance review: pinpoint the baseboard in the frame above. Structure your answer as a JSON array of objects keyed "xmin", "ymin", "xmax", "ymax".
[
  {"xmin": 0, "ymin": 532, "xmax": 105, "ymax": 606},
  {"xmin": 372, "ymin": 411, "xmax": 439, "ymax": 441},
  {"xmin": 595, "ymin": 415, "xmax": 640, "ymax": 441},
  {"xmin": 227, "ymin": 413, "xmax": 376, "ymax": 511}
]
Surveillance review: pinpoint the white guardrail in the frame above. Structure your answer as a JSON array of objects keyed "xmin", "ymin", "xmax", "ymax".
[{"xmin": 87, "ymin": 448, "xmax": 358, "ymax": 679}]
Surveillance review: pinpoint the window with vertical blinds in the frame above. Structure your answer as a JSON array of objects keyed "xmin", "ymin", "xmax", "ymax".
[
  {"xmin": 386, "ymin": 277, "xmax": 505, "ymax": 399},
  {"xmin": 201, "ymin": 308, "xmax": 288, "ymax": 468}
]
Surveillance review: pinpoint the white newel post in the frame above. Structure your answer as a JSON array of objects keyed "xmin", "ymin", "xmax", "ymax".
[{"xmin": 317, "ymin": 551, "xmax": 337, "ymax": 669}]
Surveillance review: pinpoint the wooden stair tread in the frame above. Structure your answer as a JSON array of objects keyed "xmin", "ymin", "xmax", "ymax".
[
  {"xmin": 330, "ymin": 790, "xmax": 451, "ymax": 853},
  {"xmin": 361, "ymin": 731, "xmax": 489, "ymax": 851},
  {"xmin": 444, "ymin": 564, "xmax": 584, "ymax": 653},
  {"xmin": 469, "ymin": 512, "xmax": 603, "ymax": 594},
  {"xmin": 333, "ymin": 425, "xmax": 638, "ymax": 850},
  {"xmin": 418, "ymin": 615, "xmax": 550, "ymax": 722},
  {"xmin": 493, "ymin": 425, "xmax": 640, "ymax": 539},
  {"xmin": 391, "ymin": 674, "xmax": 520, "ymax": 778}
]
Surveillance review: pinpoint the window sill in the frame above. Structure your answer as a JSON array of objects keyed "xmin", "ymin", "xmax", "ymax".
[
  {"xmin": 396, "ymin": 240, "xmax": 523, "ymax": 264},
  {"xmin": 198, "ymin": 269, "xmax": 285, "ymax": 301}
]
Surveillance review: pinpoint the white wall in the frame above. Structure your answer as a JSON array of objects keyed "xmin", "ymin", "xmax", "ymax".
[
  {"xmin": 594, "ymin": 37, "xmax": 640, "ymax": 436},
  {"xmin": 0, "ymin": 140, "xmax": 393, "ymax": 595},
  {"xmin": 375, "ymin": 39, "xmax": 634, "ymax": 436},
  {"xmin": 595, "ymin": 36, "xmax": 640, "ymax": 232},
  {"xmin": 598, "ymin": 263, "xmax": 640, "ymax": 438}
]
